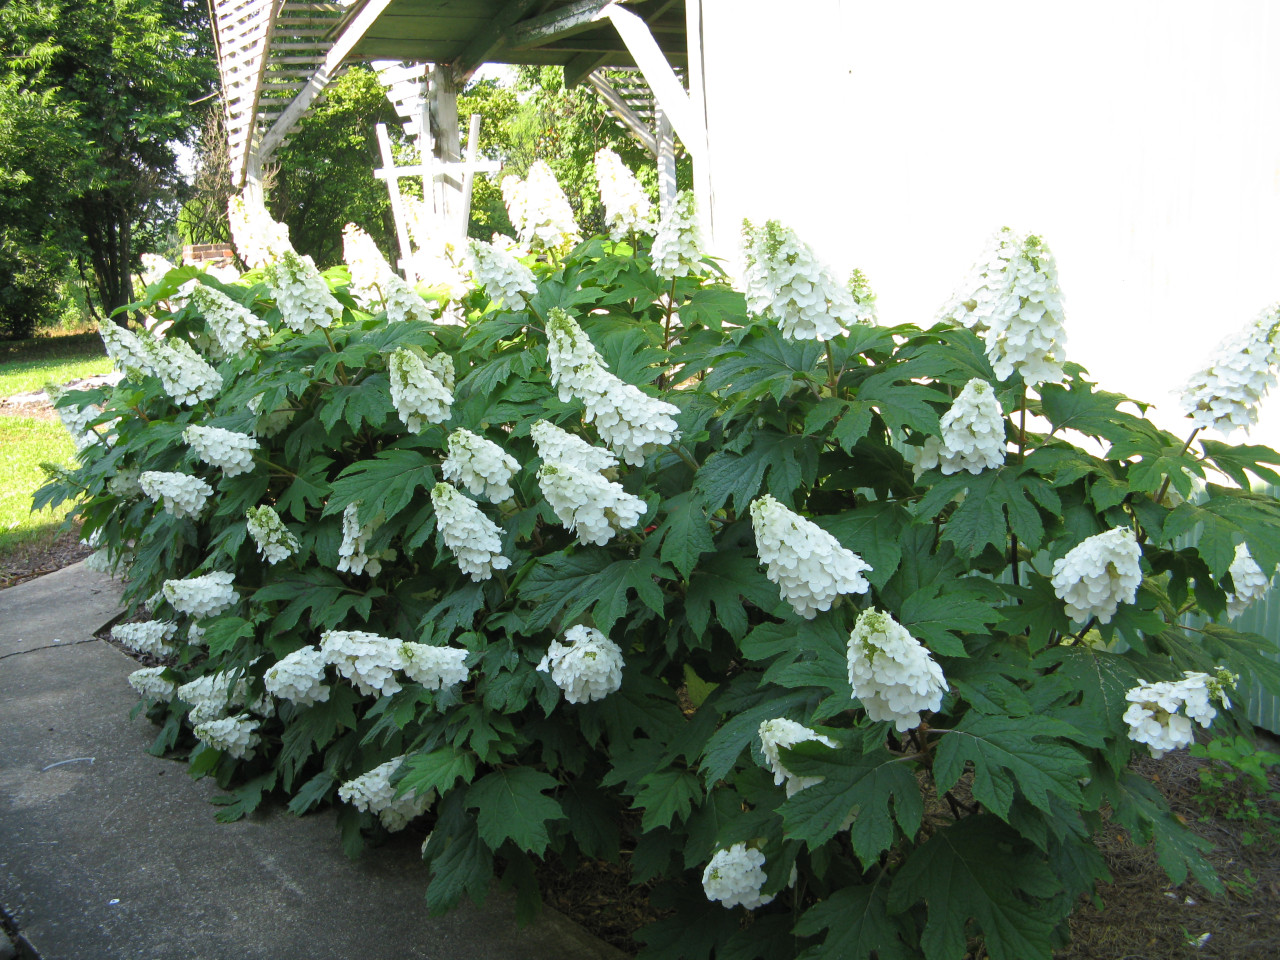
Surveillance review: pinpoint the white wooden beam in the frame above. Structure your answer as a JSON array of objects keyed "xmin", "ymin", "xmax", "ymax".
[
  {"xmin": 655, "ymin": 105, "xmax": 677, "ymax": 216},
  {"xmin": 587, "ymin": 70, "xmax": 659, "ymax": 156},
  {"xmin": 508, "ymin": 0, "xmax": 616, "ymax": 49}
]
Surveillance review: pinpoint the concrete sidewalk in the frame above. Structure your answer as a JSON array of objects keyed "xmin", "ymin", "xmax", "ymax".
[{"xmin": 0, "ymin": 562, "xmax": 622, "ymax": 960}]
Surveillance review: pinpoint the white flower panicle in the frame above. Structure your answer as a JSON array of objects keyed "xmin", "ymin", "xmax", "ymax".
[
  {"xmin": 143, "ymin": 335, "xmax": 222, "ymax": 405},
  {"xmin": 193, "ymin": 714, "xmax": 262, "ymax": 760},
  {"xmin": 938, "ymin": 228, "xmax": 1019, "ymax": 333},
  {"xmin": 320, "ymin": 629, "xmax": 404, "ymax": 697},
  {"xmin": 466, "ymin": 238, "xmax": 538, "ymax": 308},
  {"xmin": 530, "ymin": 419, "xmax": 619, "ymax": 474},
  {"xmin": 100, "ymin": 322, "xmax": 154, "ymax": 379},
  {"xmin": 246, "ymin": 505, "xmax": 300, "ymax": 564},
  {"xmin": 140, "ymin": 471, "xmax": 213, "ymax": 519},
  {"xmin": 915, "ymin": 379, "xmax": 1007, "ymax": 476},
  {"xmin": 594, "ymin": 148, "xmax": 654, "ymax": 240},
  {"xmin": 400, "ymin": 642, "xmax": 469, "ymax": 690},
  {"xmin": 442, "ymin": 428, "xmax": 520, "ymax": 504},
  {"xmin": 702, "ymin": 844, "xmax": 775, "ymax": 910},
  {"xmin": 341, "ymin": 223, "xmax": 433, "ymax": 324},
  {"xmin": 263, "ymin": 646, "xmax": 330, "ymax": 707},
  {"xmin": 750, "ymin": 494, "xmax": 872, "ymax": 619},
  {"xmin": 48, "ymin": 385, "xmax": 100, "ymax": 451},
  {"xmin": 430, "ymin": 483, "xmax": 511, "ymax": 582},
  {"xmin": 758, "ymin": 718, "xmax": 837, "ymax": 796},
  {"xmin": 537, "ymin": 461, "xmax": 646, "ymax": 546},
  {"xmin": 265, "ymin": 249, "xmax": 342, "ymax": 334},
  {"xmin": 501, "ymin": 161, "xmax": 581, "ymax": 253},
  {"xmin": 651, "ymin": 191, "xmax": 704, "ymax": 280},
  {"xmin": 846, "ymin": 609, "xmax": 948, "ymax": 732},
  {"xmin": 183, "ymin": 425, "xmax": 259, "ymax": 478},
  {"xmin": 162, "ymin": 571, "xmax": 238, "ymax": 619},
  {"xmin": 742, "ymin": 219, "xmax": 866, "ymax": 342},
  {"xmin": 1124, "ymin": 668, "xmax": 1237, "ymax": 759},
  {"xmin": 1050, "ymin": 527, "xmax": 1143, "ymax": 624},
  {"xmin": 111, "ymin": 620, "xmax": 178, "ymax": 658},
  {"xmin": 128, "ymin": 667, "xmax": 178, "ymax": 702},
  {"xmin": 848, "ymin": 268, "xmax": 879, "ymax": 326},
  {"xmin": 338, "ymin": 757, "xmax": 434, "ymax": 831},
  {"xmin": 535, "ymin": 625, "xmax": 624, "ymax": 704},
  {"xmin": 185, "ymin": 283, "xmax": 268, "ymax": 357},
  {"xmin": 1180, "ymin": 304, "xmax": 1280, "ymax": 435},
  {"xmin": 389, "ymin": 347, "xmax": 453, "ymax": 433},
  {"xmin": 248, "ymin": 392, "xmax": 296, "ymax": 438},
  {"xmin": 227, "ymin": 193, "xmax": 292, "ymax": 268},
  {"xmin": 337, "ymin": 502, "xmax": 381, "ymax": 576},
  {"xmin": 140, "ymin": 253, "xmax": 175, "ymax": 288},
  {"xmin": 179, "ymin": 669, "xmax": 272, "ymax": 725},
  {"xmin": 1226, "ymin": 542, "xmax": 1272, "ymax": 619}
]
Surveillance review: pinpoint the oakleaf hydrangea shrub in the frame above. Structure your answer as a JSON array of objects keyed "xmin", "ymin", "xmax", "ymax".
[{"xmin": 40, "ymin": 183, "xmax": 1280, "ymax": 960}]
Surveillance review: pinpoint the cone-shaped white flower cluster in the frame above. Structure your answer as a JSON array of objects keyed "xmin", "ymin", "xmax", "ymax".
[
  {"xmin": 263, "ymin": 646, "xmax": 330, "ymax": 707},
  {"xmin": 265, "ymin": 249, "xmax": 343, "ymax": 334},
  {"xmin": 742, "ymin": 219, "xmax": 866, "ymax": 342},
  {"xmin": 140, "ymin": 471, "xmax": 213, "ymax": 519},
  {"xmin": 227, "ymin": 193, "xmax": 292, "ymax": 269},
  {"xmin": 594, "ymin": 148, "xmax": 654, "ymax": 240},
  {"xmin": 1050, "ymin": 527, "xmax": 1142, "ymax": 624},
  {"xmin": 48, "ymin": 385, "xmax": 100, "ymax": 451},
  {"xmin": 140, "ymin": 253, "xmax": 175, "ymax": 289},
  {"xmin": 501, "ymin": 161, "xmax": 581, "ymax": 254},
  {"xmin": 530, "ymin": 419, "xmax": 619, "ymax": 474},
  {"xmin": 535, "ymin": 624, "xmax": 624, "ymax": 704},
  {"xmin": 400, "ymin": 642, "xmax": 469, "ymax": 690},
  {"xmin": 107, "ymin": 467, "xmax": 142, "ymax": 499},
  {"xmin": 651, "ymin": 191, "xmax": 703, "ymax": 280},
  {"xmin": 338, "ymin": 757, "xmax": 434, "ymax": 831},
  {"xmin": 143, "ymin": 336, "xmax": 222, "ymax": 405},
  {"xmin": 194, "ymin": 714, "xmax": 262, "ymax": 759},
  {"xmin": 337, "ymin": 502, "xmax": 382, "ymax": 576},
  {"xmin": 846, "ymin": 609, "xmax": 947, "ymax": 732},
  {"xmin": 111, "ymin": 620, "xmax": 178, "ymax": 658},
  {"xmin": 183, "ymin": 425, "xmax": 259, "ymax": 478},
  {"xmin": 100, "ymin": 322, "xmax": 154, "ymax": 379},
  {"xmin": 1124, "ymin": 668, "xmax": 1237, "ymax": 758},
  {"xmin": 162, "ymin": 571, "xmax": 238, "ymax": 619},
  {"xmin": 538, "ymin": 461, "xmax": 645, "ymax": 546},
  {"xmin": 546, "ymin": 308, "xmax": 680, "ymax": 465},
  {"xmin": 341, "ymin": 223, "xmax": 433, "ymax": 324},
  {"xmin": 466, "ymin": 238, "xmax": 538, "ymax": 308},
  {"xmin": 246, "ymin": 505, "xmax": 300, "ymax": 564},
  {"xmin": 248, "ymin": 392, "xmax": 296, "ymax": 438},
  {"xmin": 915, "ymin": 379, "xmax": 1007, "ymax": 476},
  {"xmin": 128, "ymin": 666, "xmax": 178, "ymax": 702},
  {"xmin": 442, "ymin": 428, "xmax": 520, "ymax": 503},
  {"xmin": 178, "ymin": 668, "xmax": 272, "ymax": 724},
  {"xmin": 940, "ymin": 228, "xmax": 1068, "ymax": 386},
  {"xmin": 702, "ymin": 843, "xmax": 774, "ymax": 910},
  {"xmin": 320, "ymin": 629, "xmax": 404, "ymax": 696},
  {"xmin": 758, "ymin": 718, "xmax": 837, "ymax": 796},
  {"xmin": 185, "ymin": 283, "xmax": 268, "ymax": 357},
  {"xmin": 1226, "ymin": 542, "xmax": 1272, "ymax": 619},
  {"xmin": 389, "ymin": 347, "xmax": 453, "ymax": 433},
  {"xmin": 430, "ymin": 483, "xmax": 511, "ymax": 582},
  {"xmin": 1180, "ymin": 304, "xmax": 1280, "ymax": 435},
  {"xmin": 848, "ymin": 268, "xmax": 879, "ymax": 326},
  {"xmin": 750, "ymin": 494, "xmax": 872, "ymax": 619}
]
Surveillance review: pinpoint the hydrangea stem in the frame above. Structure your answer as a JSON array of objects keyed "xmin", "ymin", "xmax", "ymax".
[
  {"xmin": 1153, "ymin": 427, "xmax": 1201, "ymax": 508},
  {"xmin": 1010, "ymin": 386, "xmax": 1028, "ymax": 586}
]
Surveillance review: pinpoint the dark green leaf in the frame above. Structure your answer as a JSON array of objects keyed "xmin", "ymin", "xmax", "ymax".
[{"xmin": 466, "ymin": 768, "xmax": 566, "ymax": 855}]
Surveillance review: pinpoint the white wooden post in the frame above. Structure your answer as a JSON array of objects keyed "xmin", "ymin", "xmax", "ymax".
[
  {"xmin": 429, "ymin": 66, "xmax": 462, "ymax": 225},
  {"xmin": 655, "ymin": 105, "xmax": 677, "ymax": 217},
  {"xmin": 374, "ymin": 123, "xmax": 417, "ymax": 279},
  {"xmin": 458, "ymin": 113, "xmax": 483, "ymax": 239}
]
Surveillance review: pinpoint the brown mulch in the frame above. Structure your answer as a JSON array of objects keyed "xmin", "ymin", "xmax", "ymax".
[{"xmin": 0, "ymin": 525, "xmax": 90, "ymax": 589}]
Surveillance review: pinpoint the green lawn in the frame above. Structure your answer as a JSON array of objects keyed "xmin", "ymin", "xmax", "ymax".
[
  {"xmin": 0, "ymin": 331, "xmax": 110, "ymax": 397},
  {"xmin": 0, "ymin": 416, "xmax": 77, "ymax": 555}
]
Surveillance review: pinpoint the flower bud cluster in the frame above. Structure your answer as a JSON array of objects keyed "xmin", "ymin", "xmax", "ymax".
[
  {"xmin": 530, "ymin": 419, "xmax": 618, "ymax": 474},
  {"xmin": 341, "ymin": 223, "xmax": 433, "ymax": 324},
  {"xmin": 430, "ymin": 483, "xmax": 511, "ymax": 582},
  {"xmin": 399, "ymin": 642, "xmax": 469, "ymax": 690},
  {"xmin": 183, "ymin": 425, "xmax": 259, "ymax": 478},
  {"xmin": 535, "ymin": 625, "xmax": 624, "ymax": 704},
  {"xmin": 193, "ymin": 714, "xmax": 262, "ymax": 759},
  {"xmin": 263, "ymin": 646, "xmax": 330, "ymax": 706},
  {"xmin": 389, "ymin": 347, "xmax": 453, "ymax": 433},
  {"xmin": 338, "ymin": 757, "xmax": 433, "ymax": 831},
  {"xmin": 111, "ymin": 620, "xmax": 178, "ymax": 658},
  {"xmin": 848, "ymin": 268, "xmax": 879, "ymax": 326},
  {"xmin": 337, "ymin": 502, "xmax": 382, "ymax": 576},
  {"xmin": 248, "ymin": 393, "xmax": 296, "ymax": 438},
  {"xmin": 162, "ymin": 571, "xmax": 238, "ymax": 619},
  {"xmin": 1050, "ymin": 527, "xmax": 1142, "ymax": 624},
  {"xmin": 265, "ymin": 249, "xmax": 342, "ymax": 334},
  {"xmin": 742, "ymin": 219, "xmax": 866, "ymax": 342},
  {"xmin": 140, "ymin": 471, "xmax": 213, "ymax": 519},
  {"xmin": 466, "ymin": 238, "xmax": 538, "ymax": 308},
  {"xmin": 915, "ymin": 379, "xmax": 1006, "ymax": 476},
  {"xmin": 702, "ymin": 843, "xmax": 774, "ymax": 910},
  {"xmin": 750, "ymin": 494, "xmax": 872, "ymax": 619},
  {"xmin": 143, "ymin": 336, "xmax": 222, "ymax": 406},
  {"xmin": 846, "ymin": 609, "xmax": 947, "ymax": 732},
  {"xmin": 227, "ymin": 193, "xmax": 292, "ymax": 269},
  {"xmin": 501, "ymin": 161, "xmax": 581, "ymax": 253},
  {"xmin": 1226, "ymin": 542, "xmax": 1272, "ymax": 619},
  {"xmin": 246, "ymin": 505, "xmax": 300, "ymax": 564},
  {"xmin": 537, "ymin": 461, "xmax": 645, "ymax": 546},
  {"xmin": 758, "ymin": 718, "xmax": 837, "ymax": 796},
  {"xmin": 1124, "ymin": 668, "xmax": 1237, "ymax": 758},
  {"xmin": 594, "ymin": 148, "xmax": 654, "ymax": 240},
  {"xmin": 442, "ymin": 428, "xmax": 520, "ymax": 503},
  {"xmin": 651, "ymin": 191, "xmax": 703, "ymax": 280},
  {"xmin": 185, "ymin": 283, "xmax": 268, "ymax": 357},
  {"xmin": 128, "ymin": 666, "xmax": 178, "ymax": 702},
  {"xmin": 320, "ymin": 629, "xmax": 404, "ymax": 697},
  {"xmin": 1180, "ymin": 304, "xmax": 1280, "ymax": 435}
]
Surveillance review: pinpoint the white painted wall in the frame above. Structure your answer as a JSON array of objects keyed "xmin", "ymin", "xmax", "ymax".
[{"xmin": 699, "ymin": 0, "xmax": 1280, "ymax": 448}]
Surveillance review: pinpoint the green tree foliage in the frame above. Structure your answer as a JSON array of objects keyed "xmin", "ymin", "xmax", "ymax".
[{"xmin": 0, "ymin": 0, "xmax": 215, "ymax": 325}]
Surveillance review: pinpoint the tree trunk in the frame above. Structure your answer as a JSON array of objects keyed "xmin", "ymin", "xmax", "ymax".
[{"xmin": 77, "ymin": 193, "xmax": 134, "ymax": 324}]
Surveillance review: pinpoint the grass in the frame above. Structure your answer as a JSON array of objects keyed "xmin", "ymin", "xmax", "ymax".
[
  {"xmin": 0, "ymin": 416, "xmax": 77, "ymax": 556},
  {"xmin": 0, "ymin": 331, "xmax": 110, "ymax": 397}
]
